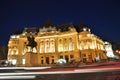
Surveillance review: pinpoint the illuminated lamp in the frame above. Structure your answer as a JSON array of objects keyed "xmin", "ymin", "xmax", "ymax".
[
  {"xmin": 11, "ymin": 59, "xmax": 17, "ymax": 65},
  {"xmin": 57, "ymin": 59, "xmax": 66, "ymax": 64}
]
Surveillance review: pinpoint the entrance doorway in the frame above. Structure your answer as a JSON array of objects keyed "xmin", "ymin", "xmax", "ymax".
[
  {"xmin": 46, "ymin": 57, "xmax": 49, "ymax": 64},
  {"xmin": 65, "ymin": 55, "xmax": 69, "ymax": 62}
]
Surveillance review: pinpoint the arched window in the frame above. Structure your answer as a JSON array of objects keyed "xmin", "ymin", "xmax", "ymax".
[
  {"xmin": 40, "ymin": 41, "xmax": 45, "ymax": 53},
  {"xmin": 58, "ymin": 39, "xmax": 63, "ymax": 52},
  {"xmin": 79, "ymin": 41, "xmax": 83, "ymax": 50},
  {"xmin": 64, "ymin": 39, "xmax": 68, "ymax": 51},
  {"xmin": 69, "ymin": 38, "xmax": 74, "ymax": 51},
  {"xmin": 84, "ymin": 40, "xmax": 88, "ymax": 49},
  {"xmin": 50, "ymin": 39, "xmax": 55, "ymax": 52},
  {"xmin": 87, "ymin": 39, "xmax": 91, "ymax": 49},
  {"xmin": 100, "ymin": 44, "xmax": 104, "ymax": 50},
  {"xmin": 45, "ymin": 40, "xmax": 50, "ymax": 53},
  {"xmin": 97, "ymin": 43, "xmax": 100, "ymax": 50}
]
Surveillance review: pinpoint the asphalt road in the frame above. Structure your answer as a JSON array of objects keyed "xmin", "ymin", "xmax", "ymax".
[{"xmin": 0, "ymin": 62, "xmax": 120, "ymax": 80}]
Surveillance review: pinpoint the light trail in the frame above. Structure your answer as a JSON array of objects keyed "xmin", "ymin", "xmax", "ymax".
[
  {"xmin": 74, "ymin": 67, "xmax": 120, "ymax": 72},
  {"xmin": 0, "ymin": 75, "xmax": 36, "ymax": 79},
  {"xmin": 0, "ymin": 67, "xmax": 51, "ymax": 70},
  {"xmin": 0, "ymin": 67, "xmax": 120, "ymax": 76}
]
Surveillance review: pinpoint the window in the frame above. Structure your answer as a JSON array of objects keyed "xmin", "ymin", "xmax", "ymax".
[
  {"xmin": 64, "ymin": 39, "xmax": 68, "ymax": 51},
  {"xmin": 22, "ymin": 58, "xmax": 25, "ymax": 64},
  {"xmin": 79, "ymin": 41, "xmax": 84, "ymax": 50},
  {"xmin": 45, "ymin": 40, "xmax": 50, "ymax": 53},
  {"xmin": 87, "ymin": 39, "xmax": 91, "ymax": 49},
  {"xmin": 84, "ymin": 40, "xmax": 88, "ymax": 49},
  {"xmin": 69, "ymin": 38, "xmax": 74, "ymax": 51},
  {"xmin": 58, "ymin": 39, "xmax": 63, "ymax": 52},
  {"xmin": 50, "ymin": 39, "xmax": 55, "ymax": 52},
  {"xmin": 40, "ymin": 41, "xmax": 44, "ymax": 53}
]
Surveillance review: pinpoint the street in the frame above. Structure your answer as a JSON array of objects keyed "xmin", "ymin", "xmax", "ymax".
[{"xmin": 0, "ymin": 61, "xmax": 120, "ymax": 80}]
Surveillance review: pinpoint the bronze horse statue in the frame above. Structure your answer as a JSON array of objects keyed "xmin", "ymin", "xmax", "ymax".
[{"xmin": 26, "ymin": 36, "xmax": 37, "ymax": 52}]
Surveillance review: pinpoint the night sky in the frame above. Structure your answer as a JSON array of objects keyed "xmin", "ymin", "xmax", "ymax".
[{"xmin": 0, "ymin": 0, "xmax": 120, "ymax": 47}]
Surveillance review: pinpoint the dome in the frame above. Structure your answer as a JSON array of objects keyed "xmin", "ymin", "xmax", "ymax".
[
  {"xmin": 39, "ymin": 20, "xmax": 57, "ymax": 32},
  {"xmin": 78, "ymin": 22, "xmax": 91, "ymax": 32}
]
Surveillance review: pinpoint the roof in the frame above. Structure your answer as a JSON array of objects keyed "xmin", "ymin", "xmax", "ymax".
[
  {"xmin": 23, "ymin": 27, "xmax": 39, "ymax": 34},
  {"xmin": 77, "ymin": 22, "xmax": 90, "ymax": 32},
  {"xmin": 40, "ymin": 19, "xmax": 55, "ymax": 28},
  {"xmin": 57, "ymin": 23, "xmax": 75, "ymax": 32}
]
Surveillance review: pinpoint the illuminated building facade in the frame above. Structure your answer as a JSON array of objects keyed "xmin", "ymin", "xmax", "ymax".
[
  {"xmin": 104, "ymin": 41, "xmax": 115, "ymax": 58},
  {"xmin": 7, "ymin": 21, "xmax": 107, "ymax": 66}
]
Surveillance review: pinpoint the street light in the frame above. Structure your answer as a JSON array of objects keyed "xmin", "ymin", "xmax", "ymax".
[{"xmin": 116, "ymin": 50, "xmax": 120, "ymax": 55}]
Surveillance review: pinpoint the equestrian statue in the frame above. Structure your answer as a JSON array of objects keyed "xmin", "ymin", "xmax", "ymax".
[{"xmin": 26, "ymin": 35, "xmax": 37, "ymax": 52}]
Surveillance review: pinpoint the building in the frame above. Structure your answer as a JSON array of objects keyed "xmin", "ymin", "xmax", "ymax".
[
  {"xmin": 7, "ymin": 21, "xmax": 107, "ymax": 66},
  {"xmin": 104, "ymin": 41, "xmax": 115, "ymax": 58}
]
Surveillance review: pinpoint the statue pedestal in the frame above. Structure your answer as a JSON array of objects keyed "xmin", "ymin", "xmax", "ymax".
[{"xmin": 24, "ymin": 52, "xmax": 38, "ymax": 66}]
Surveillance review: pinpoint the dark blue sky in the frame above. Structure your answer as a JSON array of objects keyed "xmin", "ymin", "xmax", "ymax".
[{"xmin": 0, "ymin": 0, "xmax": 120, "ymax": 46}]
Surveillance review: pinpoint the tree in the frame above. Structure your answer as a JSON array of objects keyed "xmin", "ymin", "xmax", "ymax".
[{"xmin": 0, "ymin": 46, "xmax": 8, "ymax": 60}]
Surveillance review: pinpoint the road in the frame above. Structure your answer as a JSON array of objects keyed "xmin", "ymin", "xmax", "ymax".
[{"xmin": 0, "ymin": 61, "xmax": 120, "ymax": 80}]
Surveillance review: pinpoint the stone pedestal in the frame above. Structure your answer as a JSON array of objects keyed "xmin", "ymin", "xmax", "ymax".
[{"xmin": 25, "ymin": 52, "xmax": 38, "ymax": 66}]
